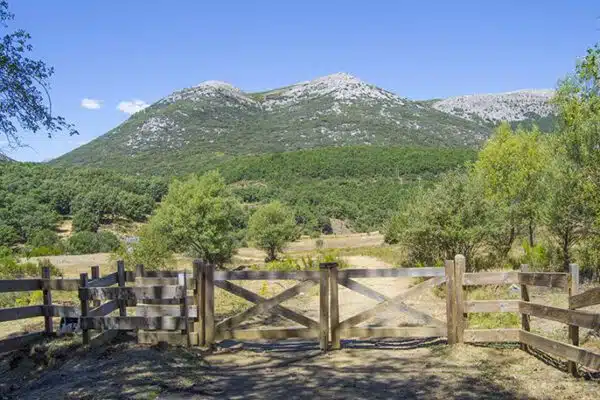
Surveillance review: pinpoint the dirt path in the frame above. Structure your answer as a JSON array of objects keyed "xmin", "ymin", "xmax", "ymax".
[{"xmin": 2, "ymin": 336, "xmax": 598, "ymax": 399}]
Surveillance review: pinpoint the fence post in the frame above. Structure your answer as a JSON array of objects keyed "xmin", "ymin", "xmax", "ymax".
[
  {"xmin": 568, "ymin": 263, "xmax": 580, "ymax": 377},
  {"xmin": 204, "ymin": 263, "xmax": 215, "ymax": 347},
  {"xmin": 454, "ymin": 254, "xmax": 466, "ymax": 344},
  {"xmin": 179, "ymin": 271, "xmax": 190, "ymax": 347},
  {"xmin": 328, "ymin": 263, "xmax": 340, "ymax": 350},
  {"xmin": 41, "ymin": 266, "xmax": 53, "ymax": 334},
  {"xmin": 445, "ymin": 259, "xmax": 456, "ymax": 344},
  {"xmin": 193, "ymin": 260, "xmax": 205, "ymax": 347},
  {"xmin": 90, "ymin": 266, "xmax": 100, "ymax": 308},
  {"xmin": 135, "ymin": 264, "xmax": 145, "ymax": 280},
  {"xmin": 79, "ymin": 272, "xmax": 90, "ymax": 345},
  {"xmin": 319, "ymin": 263, "xmax": 330, "ymax": 351},
  {"xmin": 520, "ymin": 264, "xmax": 530, "ymax": 352},
  {"xmin": 117, "ymin": 260, "xmax": 127, "ymax": 317}
]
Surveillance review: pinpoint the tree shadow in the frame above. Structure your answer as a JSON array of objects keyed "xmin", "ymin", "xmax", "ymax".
[{"xmin": 0, "ymin": 336, "xmax": 538, "ymax": 399}]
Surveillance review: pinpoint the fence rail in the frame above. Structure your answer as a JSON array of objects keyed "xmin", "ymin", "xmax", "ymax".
[{"xmin": 1, "ymin": 257, "xmax": 600, "ymax": 377}]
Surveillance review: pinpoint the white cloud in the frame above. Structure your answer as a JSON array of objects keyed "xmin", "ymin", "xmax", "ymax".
[
  {"xmin": 81, "ymin": 98, "xmax": 103, "ymax": 110},
  {"xmin": 117, "ymin": 99, "xmax": 149, "ymax": 115}
]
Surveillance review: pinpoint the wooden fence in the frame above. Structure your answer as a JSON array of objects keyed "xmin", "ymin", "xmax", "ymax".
[{"xmin": 1, "ymin": 256, "xmax": 600, "ymax": 376}]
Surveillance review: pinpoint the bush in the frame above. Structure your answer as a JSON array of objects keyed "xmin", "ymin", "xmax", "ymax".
[
  {"xmin": 67, "ymin": 231, "xmax": 120, "ymax": 254},
  {"xmin": 72, "ymin": 209, "xmax": 100, "ymax": 233},
  {"xmin": 28, "ymin": 229, "xmax": 61, "ymax": 248},
  {"xmin": 28, "ymin": 246, "xmax": 64, "ymax": 257}
]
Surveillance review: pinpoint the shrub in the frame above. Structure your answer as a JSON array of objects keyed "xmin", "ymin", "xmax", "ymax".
[
  {"xmin": 72, "ymin": 208, "xmax": 100, "ymax": 233},
  {"xmin": 28, "ymin": 229, "xmax": 61, "ymax": 248},
  {"xmin": 67, "ymin": 231, "xmax": 120, "ymax": 254}
]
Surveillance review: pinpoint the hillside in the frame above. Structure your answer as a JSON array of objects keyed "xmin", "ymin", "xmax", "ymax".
[
  {"xmin": 0, "ymin": 153, "xmax": 13, "ymax": 163},
  {"xmin": 52, "ymin": 73, "xmax": 499, "ymax": 174}
]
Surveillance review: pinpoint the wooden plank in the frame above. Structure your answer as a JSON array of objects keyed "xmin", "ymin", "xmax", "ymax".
[
  {"xmin": 341, "ymin": 267, "xmax": 445, "ymax": 279},
  {"xmin": 43, "ymin": 279, "xmax": 80, "ymax": 291},
  {"xmin": 0, "ymin": 332, "xmax": 45, "ymax": 354},
  {"xmin": 136, "ymin": 296, "xmax": 194, "ymax": 305},
  {"xmin": 0, "ymin": 279, "xmax": 41, "ymax": 292},
  {"xmin": 194, "ymin": 260, "xmax": 205, "ymax": 347},
  {"xmin": 465, "ymin": 300, "xmax": 520, "ymax": 313},
  {"xmin": 339, "ymin": 276, "xmax": 446, "ymax": 327},
  {"xmin": 445, "ymin": 259, "xmax": 456, "ymax": 345},
  {"xmin": 464, "ymin": 329, "xmax": 520, "ymax": 343},
  {"xmin": 124, "ymin": 271, "xmax": 136, "ymax": 282},
  {"xmin": 179, "ymin": 272, "xmax": 190, "ymax": 347},
  {"xmin": 329, "ymin": 263, "xmax": 340, "ymax": 350},
  {"xmin": 216, "ymin": 328, "xmax": 318, "ymax": 341},
  {"xmin": 214, "ymin": 270, "xmax": 321, "ymax": 281},
  {"xmin": 518, "ymin": 272, "xmax": 569, "ymax": 290},
  {"xmin": 87, "ymin": 272, "xmax": 118, "ymax": 288},
  {"xmin": 82, "ymin": 285, "xmax": 185, "ymax": 301},
  {"xmin": 79, "ymin": 273, "xmax": 90, "ymax": 345},
  {"xmin": 214, "ymin": 280, "xmax": 318, "ymax": 330},
  {"xmin": 41, "ymin": 267, "xmax": 53, "ymax": 334},
  {"xmin": 568, "ymin": 263, "xmax": 580, "ymax": 377},
  {"xmin": 138, "ymin": 330, "xmax": 199, "ymax": 346},
  {"xmin": 338, "ymin": 275, "xmax": 448, "ymax": 331},
  {"xmin": 340, "ymin": 326, "xmax": 446, "ymax": 339},
  {"xmin": 81, "ymin": 316, "xmax": 188, "ymax": 330},
  {"xmin": 136, "ymin": 304, "xmax": 197, "ymax": 317},
  {"xmin": 463, "ymin": 271, "xmax": 518, "ymax": 286},
  {"xmin": 135, "ymin": 277, "xmax": 195, "ymax": 287},
  {"xmin": 570, "ymin": 287, "xmax": 600, "ymax": 310},
  {"xmin": 205, "ymin": 264, "xmax": 215, "ymax": 346},
  {"xmin": 50, "ymin": 305, "xmax": 81, "ymax": 318},
  {"xmin": 91, "ymin": 266, "xmax": 100, "ymax": 308},
  {"xmin": 0, "ymin": 305, "xmax": 43, "ymax": 322},
  {"xmin": 216, "ymin": 279, "xmax": 316, "ymax": 332},
  {"xmin": 454, "ymin": 255, "xmax": 466, "ymax": 343},
  {"xmin": 519, "ymin": 330, "xmax": 600, "ymax": 371},
  {"xmin": 520, "ymin": 264, "xmax": 530, "ymax": 352},
  {"xmin": 89, "ymin": 300, "xmax": 119, "ymax": 317},
  {"xmin": 117, "ymin": 261, "xmax": 127, "ymax": 317},
  {"xmin": 518, "ymin": 301, "xmax": 600, "ymax": 330},
  {"xmin": 319, "ymin": 265, "xmax": 329, "ymax": 351}
]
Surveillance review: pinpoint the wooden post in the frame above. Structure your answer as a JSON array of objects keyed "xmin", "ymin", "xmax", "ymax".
[
  {"xmin": 444, "ymin": 259, "xmax": 456, "ymax": 344},
  {"xmin": 319, "ymin": 263, "xmax": 330, "ymax": 351},
  {"xmin": 90, "ymin": 266, "xmax": 100, "ymax": 308},
  {"xmin": 568, "ymin": 263, "xmax": 580, "ymax": 377},
  {"xmin": 193, "ymin": 260, "xmax": 205, "ymax": 347},
  {"xmin": 179, "ymin": 271, "xmax": 190, "ymax": 347},
  {"xmin": 454, "ymin": 254, "xmax": 466, "ymax": 344},
  {"xmin": 79, "ymin": 272, "xmax": 90, "ymax": 345},
  {"xmin": 41, "ymin": 266, "xmax": 53, "ymax": 334},
  {"xmin": 117, "ymin": 260, "xmax": 127, "ymax": 317},
  {"xmin": 520, "ymin": 264, "xmax": 530, "ymax": 352},
  {"xmin": 204, "ymin": 263, "xmax": 215, "ymax": 347},
  {"xmin": 328, "ymin": 263, "xmax": 340, "ymax": 350},
  {"xmin": 135, "ymin": 264, "xmax": 145, "ymax": 280}
]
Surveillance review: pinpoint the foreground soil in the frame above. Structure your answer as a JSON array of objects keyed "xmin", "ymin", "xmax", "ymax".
[{"xmin": 1, "ymin": 335, "xmax": 598, "ymax": 400}]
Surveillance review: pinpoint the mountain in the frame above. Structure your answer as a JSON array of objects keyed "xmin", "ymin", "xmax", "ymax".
[
  {"xmin": 428, "ymin": 89, "xmax": 556, "ymax": 131},
  {"xmin": 0, "ymin": 153, "xmax": 14, "ymax": 163},
  {"xmin": 52, "ymin": 73, "xmax": 554, "ymax": 174}
]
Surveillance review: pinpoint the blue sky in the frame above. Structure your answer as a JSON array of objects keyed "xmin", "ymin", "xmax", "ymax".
[{"xmin": 3, "ymin": 0, "xmax": 599, "ymax": 161}]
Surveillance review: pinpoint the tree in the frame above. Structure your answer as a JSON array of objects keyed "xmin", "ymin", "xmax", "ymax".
[
  {"xmin": 473, "ymin": 123, "xmax": 549, "ymax": 248},
  {"xmin": 247, "ymin": 201, "xmax": 299, "ymax": 262},
  {"xmin": 544, "ymin": 155, "xmax": 595, "ymax": 271},
  {"xmin": 0, "ymin": 1, "xmax": 76, "ymax": 149},
  {"xmin": 72, "ymin": 208, "xmax": 100, "ymax": 232},
  {"xmin": 385, "ymin": 171, "xmax": 506, "ymax": 270},
  {"xmin": 145, "ymin": 171, "xmax": 245, "ymax": 267}
]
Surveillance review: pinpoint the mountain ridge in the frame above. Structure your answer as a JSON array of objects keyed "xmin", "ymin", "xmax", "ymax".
[{"xmin": 51, "ymin": 73, "xmax": 555, "ymax": 174}]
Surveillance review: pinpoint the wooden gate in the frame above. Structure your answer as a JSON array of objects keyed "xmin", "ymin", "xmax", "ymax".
[{"xmin": 324, "ymin": 263, "xmax": 448, "ymax": 349}]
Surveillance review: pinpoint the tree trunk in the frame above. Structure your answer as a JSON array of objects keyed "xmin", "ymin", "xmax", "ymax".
[
  {"xmin": 528, "ymin": 220, "xmax": 535, "ymax": 247},
  {"xmin": 266, "ymin": 247, "xmax": 277, "ymax": 262},
  {"xmin": 562, "ymin": 230, "xmax": 570, "ymax": 272}
]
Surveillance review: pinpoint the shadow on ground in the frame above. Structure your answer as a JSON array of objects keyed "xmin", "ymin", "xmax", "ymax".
[{"xmin": 0, "ymin": 335, "xmax": 595, "ymax": 399}]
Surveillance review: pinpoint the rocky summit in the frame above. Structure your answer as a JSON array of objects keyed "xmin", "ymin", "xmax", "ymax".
[{"xmin": 52, "ymin": 73, "xmax": 555, "ymax": 174}]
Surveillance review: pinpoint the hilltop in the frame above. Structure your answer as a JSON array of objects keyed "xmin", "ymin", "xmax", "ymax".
[{"xmin": 50, "ymin": 73, "xmax": 554, "ymax": 174}]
